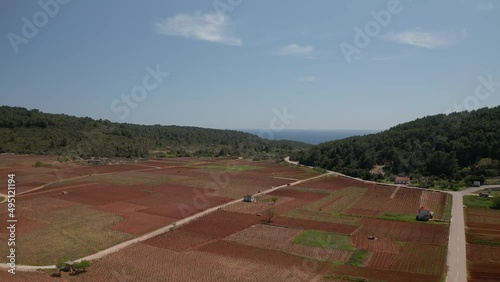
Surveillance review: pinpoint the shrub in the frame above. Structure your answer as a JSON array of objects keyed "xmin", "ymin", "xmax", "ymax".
[{"xmin": 491, "ymin": 193, "xmax": 500, "ymax": 210}]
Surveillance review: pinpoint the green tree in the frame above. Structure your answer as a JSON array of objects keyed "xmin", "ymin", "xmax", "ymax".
[
  {"xmin": 270, "ymin": 196, "xmax": 279, "ymax": 205},
  {"xmin": 265, "ymin": 209, "xmax": 276, "ymax": 223}
]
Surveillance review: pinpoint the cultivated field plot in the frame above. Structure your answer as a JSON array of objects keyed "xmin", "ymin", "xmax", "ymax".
[
  {"xmin": 226, "ymin": 225, "xmax": 352, "ymax": 261},
  {"xmin": 464, "ymin": 196, "xmax": 500, "ymax": 282}
]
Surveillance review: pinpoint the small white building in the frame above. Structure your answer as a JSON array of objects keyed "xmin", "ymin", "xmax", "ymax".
[
  {"xmin": 395, "ymin": 176, "xmax": 410, "ymax": 185},
  {"xmin": 243, "ymin": 195, "xmax": 255, "ymax": 203}
]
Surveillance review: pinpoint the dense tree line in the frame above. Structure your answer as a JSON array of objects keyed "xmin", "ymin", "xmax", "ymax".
[
  {"xmin": 0, "ymin": 106, "xmax": 309, "ymax": 159},
  {"xmin": 292, "ymin": 107, "xmax": 500, "ymax": 188}
]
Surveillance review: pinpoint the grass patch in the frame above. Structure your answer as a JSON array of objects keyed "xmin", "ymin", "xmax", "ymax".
[
  {"xmin": 0, "ymin": 205, "xmax": 134, "ymax": 265},
  {"xmin": 377, "ymin": 212, "xmax": 417, "ymax": 222},
  {"xmin": 473, "ymin": 240, "xmax": 500, "ymax": 246},
  {"xmin": 293, "ymin": 230, "xmax": 354, "ymax": 251},
  {"xmin": 463, "ymin": 195, "xmax": 493, "ymax": 208},
  {"xmin": 345, "ymin": 249, "xmax": 369, "ymax": 266},
  {"xmin": 0, "ymin": 196, "xmax": 4, "ymax": 202}
]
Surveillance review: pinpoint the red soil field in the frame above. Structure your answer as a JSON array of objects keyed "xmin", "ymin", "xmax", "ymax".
[
  {"xmin": 241, "ymin": 166, "xmax": 319, "ymax": 181},
  {"xmin": 268, "ymin": 188, "xmax": 329, "ymax": 201},
  {"xmin": 466, "ymin": 228, "xmax": 500, "ymax": 243},
  {"xmin": 345, "ymin": 185, "xmax": 395, "ymax": 216},
  {"xmin": 468, "ymin": 261, "xmax": 500, "ymax": 282},
  {"xmin": 467, "ymin": 226, "xmax": 500, "ymax": 281},
  {"xmin": 110, "ymin": 211, "xmax": 176, "ymax": 235},
  {"xmin": 388, "ymin": 244, "xmax": 446, "ymax": 275},
  {"xmin": 355, "ymin": 218, "xmax": 448, "ymax": 245},
  {"xmin": 467, "ymin": 244, "xmax": 500, "ymax": 262},
  {"xmin": 199, "ymin": 240, "xmax": 330, "ymax": 273},
  {"xmin": 139, "ymin": 204, "xmax": 201, "ymax": 219},
  {"xmin": 0, "ymin": 270, "xmax": 54, "ymax": 282},
  {"xmin": 366, "ymin": 252, "xmax": 397, "ymax": 268},
  {"xmin": 346, "ymin": 186, "xmax": 424, "ymax": 216},
  {"xmin": 68, "ymin": 163, "xmax": 154, "ymax": 175},
  {"xmin": 466, "ymin": 207, "xmax": 500, "ymax": 227},
  {"xmin": 272, "ymin": 217, "xmax": 359, "ymax": 235},
  {"xmin": 20, "ymin": 182, "xmax": 100, "ymax": 198},
  {"xmin": 17, "ymin": 181, "xmax": 45, "ymax": 189},
  {"xmin": 94, "ymin": 201, "xmax": 150, "ymax": 215},
  {"xmin": 351, "ymin": 235, "xmax": 401, "ymax": 253},
  {"xmin": 226, "ymin": 224, "xmax": 352, "ymax": 261},
  {"xmin": 331, "ymin": 265, "xmax": 441, "ymax": 282},
  {"xmin": 143, "ymin": 229, "xmax": 216, "ymax": 252},
  {"xmin": 466, "ymin": 222, "xmax": 500, "ymax": 231},
  {"xmin": 273, "ymin": 199, "xmax": 311, "ymax": 215},
  {"xmin": 49, "ymin": 184, "xmax": 151, "ymax": 206},
  {"xmin": 178, "ymin": 210, "xmax": 262, "ymax": 238},
  {"xmin": 388, "ymin": 188, "xmax": 422, "ymax": 214}
]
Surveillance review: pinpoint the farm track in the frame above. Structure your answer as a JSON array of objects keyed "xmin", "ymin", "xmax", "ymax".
[{"xmin": 0, "ymin": 164, "xmax": 333, "ymax": 271}]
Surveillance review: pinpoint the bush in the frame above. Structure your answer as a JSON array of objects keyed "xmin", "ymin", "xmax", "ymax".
[
  {"xmin": 33, "ymin": 161, "xmax": 43, "ymax": 167},
  {"xmin": 491, "ymin": 193, "xmax": 500, "ymax": 210},
  {"xmin": 73, "ymin": 260, "xmax": 91, "ymax": 272}
]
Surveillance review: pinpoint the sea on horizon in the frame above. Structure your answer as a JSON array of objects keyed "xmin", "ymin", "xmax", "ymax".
[{"xmin": 240, "ymin": 129, "xmax": 381, "ymax": 145}]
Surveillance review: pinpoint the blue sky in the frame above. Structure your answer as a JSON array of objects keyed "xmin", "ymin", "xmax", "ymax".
[{"xmin": 1, "ymin": 0, "xmax": 499, "ymax": 130}]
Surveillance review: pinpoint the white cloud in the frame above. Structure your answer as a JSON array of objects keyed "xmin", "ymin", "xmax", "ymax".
[
  {"xmin": 383, "ymin": 29, "xmax": 466, "ymax": 49},
  {"xmin": 155, "ymin": 12, "xmax": 241, "ymax": 46},
  {"xmin": 478, "ymin": 2, "xmax": 495, "ymax": 11},
  {"xmin": 298, "ymin": 76, "xmax": 317, "ymax": 82},
  {"xmin": 276, "ymin": 44, "xmax": 313, "ymax": 56}
]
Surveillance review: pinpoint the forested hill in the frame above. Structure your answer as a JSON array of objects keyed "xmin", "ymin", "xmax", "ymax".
[
  {"xmin": 0, "ymin": 106, "xmax": 309, "ymax": 159},
  {"xmin": 293, "ymin": 106, "xmax": 500, "ymax": 188}
]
